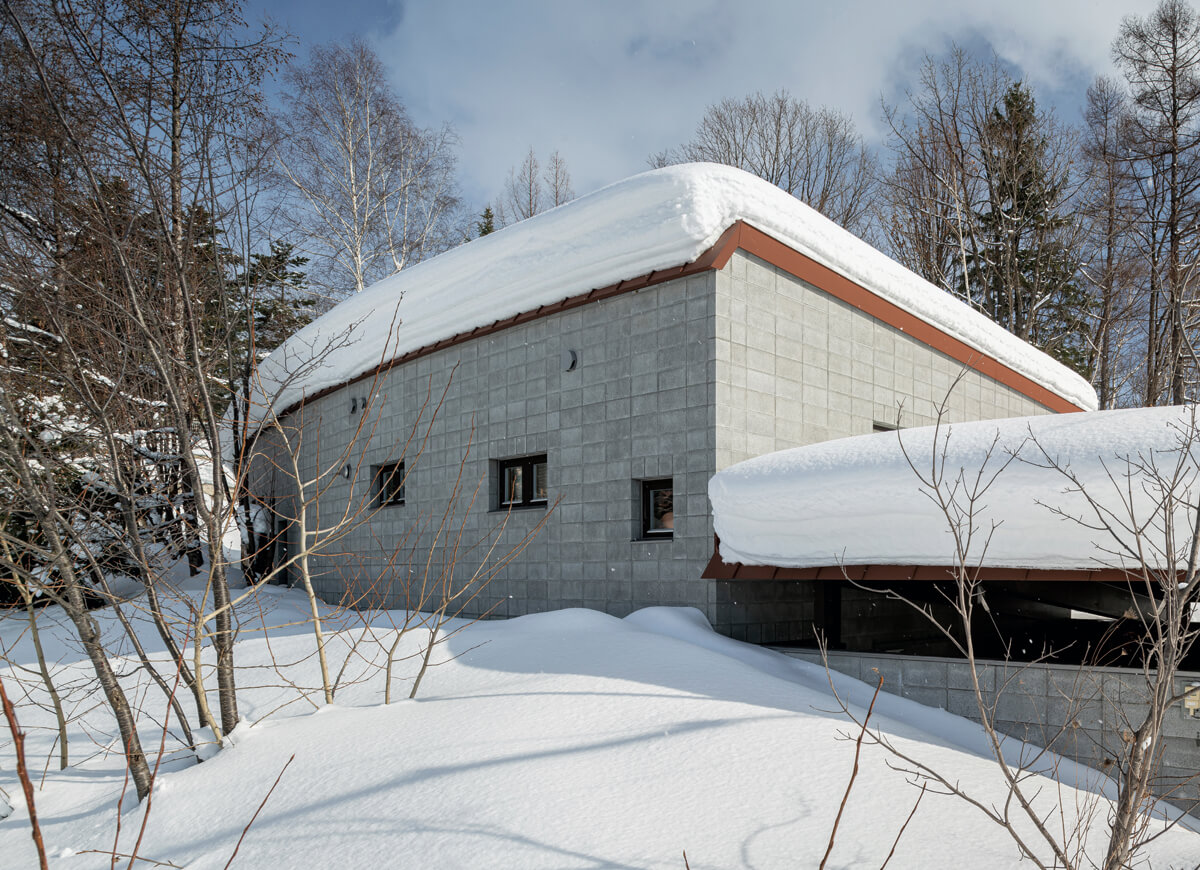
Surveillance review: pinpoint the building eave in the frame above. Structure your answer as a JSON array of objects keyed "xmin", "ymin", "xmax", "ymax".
[
  {"xmin": 267, "ymin": 219, "xmax": 1088, "ymax": 425},
  {"xmin": 701, "ymin": 536, "xmax": 1141, "ymax": 585}
]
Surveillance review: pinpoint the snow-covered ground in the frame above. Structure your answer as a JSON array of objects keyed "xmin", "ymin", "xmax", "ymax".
[{"xmin": 2, "ymin": 578, "xmax": 1199, "ymax": 869}]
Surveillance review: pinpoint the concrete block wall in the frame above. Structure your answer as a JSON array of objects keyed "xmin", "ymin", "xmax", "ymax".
[
  {"xmin": 259, "ymin": 271, "xmax": 719, "ymax": 622},
  {"xmin": 710, "ymin": 250, "xmax": 1062, "ymax": 641},
  {"xmin": 251, "ymin": 243, "xmax": 1085, "ymax": 642},
  {"xmin": 781, "ymin": 648, "xmax": 1200, "ymax": 810},
  {"xmin": 713, "ymin": 250, "xmax": 1055, "ymax": 470}
]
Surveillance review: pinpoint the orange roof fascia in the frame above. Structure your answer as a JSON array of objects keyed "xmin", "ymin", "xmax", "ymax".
[
  {"xmin": 716, "ymin": 222, "xmax": 1086, "ymax": 414},
  {"xmin": 274, "ymin": 219, "xmax": 1086, "ymax": 421},
  {"xmin": 702, "ymin": 553, "xmax": 1137, "ymax": 585}
]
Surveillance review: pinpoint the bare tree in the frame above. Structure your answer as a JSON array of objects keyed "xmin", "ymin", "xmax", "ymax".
[
  {"xmin": 834, "ymin": 405, "xmax": 1200, "ymax": 869},
  {"xmin": 494, "ymin": 146, "xmax": 575, "ymax": 227},
  {"xmin": 274, "ymin": 39, "xmax": 463, "ymax": 297},
  {"xmin": 1113, "ymin": 0, "xmax": 1200, "ymax": 405},
  {"xmin": 1023, "ymin": 422, "xmax": 1200, "ymax": 868},
  {"xmin": 499, "ymin": 147, "xmax": 541, "ymax": 226},
  {"xmin": 0, "ymin": 535, "xmax": 68, "ymax": 771},
  {"xmin": 880, "ymin": 50, "xmax": 1089, "ymax": 374},
  {"xmin": 543, "ymin": 150, "xmax": 574, "ymax": 209},
  {"xmin": 0, "ymin": 388, "xmax": 155, "ymax": 801},
  {"xmin": 877, "ymin": 118, "xmax": 967, "ymax": 299},
  {"xmin": 652, "ymin": 90, "xmax": 878, "ymax": 236},
  {"xmin": 0, "ymin": 672, "xmax": 47, "ymax": 870},
  {"xmin": 0, "ymin": 0, "xmax": 289, "ymax": 791},
  {"xmin": 1078, "ymin": 77, "xmax": 1143, "ymax": 409}
]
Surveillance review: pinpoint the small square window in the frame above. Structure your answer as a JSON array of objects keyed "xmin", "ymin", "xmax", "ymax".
[
  {"xmin": 497, "ymin": 455, "xmax": 547, "ymax": 509},
  {"xmin": 373, "ymin": 462, "xmax": 405, "ymax": 507},
  {"xmin": 640, "ymin": 478, "xmax": 674, "ymax": 539}
]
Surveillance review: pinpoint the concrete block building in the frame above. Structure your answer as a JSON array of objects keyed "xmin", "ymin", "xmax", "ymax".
[
  {"xmin": 246, "ymin": 163, "xmax": 1097, "ymax": 643},
  {"xmin": 706, "ymin": 405, "xmax": 1200, "ymax": 804}
]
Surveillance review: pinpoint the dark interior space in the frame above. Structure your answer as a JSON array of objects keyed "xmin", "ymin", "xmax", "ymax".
[{"xmin": 772, "ymin": 578, "xmax": 1200, "ymax": 671}]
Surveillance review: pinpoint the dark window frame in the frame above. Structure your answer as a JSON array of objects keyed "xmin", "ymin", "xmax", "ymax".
[
  {"xmin": 640, "ymin": 478, "xmax": 674, "ymax": 540},
  {"xmin": 373, "ymin": 461, "xmax": 406, "ymax": 508},
  {"xmin": 497, "ymin": 454, "xmax": 548, "ymax": 510}
]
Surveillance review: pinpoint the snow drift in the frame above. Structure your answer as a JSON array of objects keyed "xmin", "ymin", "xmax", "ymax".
[
  {"xmin": 710, "ymin": 405, "xmax": 1200, "ymax": 571},
  {"xmin": 4, "ymin": 585, "xmax": 1199, "ymax": 868}
]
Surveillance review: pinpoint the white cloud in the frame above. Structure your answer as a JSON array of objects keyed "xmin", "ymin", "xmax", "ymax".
[{"xmin": 372, "ymin": 0, "xmax": 1150, "ymax": 208}]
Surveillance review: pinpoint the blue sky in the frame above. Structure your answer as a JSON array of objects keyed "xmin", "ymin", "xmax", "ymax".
[{"xmin": 245, "ymin": 0, "xmax": 1153, "ymax": 213}]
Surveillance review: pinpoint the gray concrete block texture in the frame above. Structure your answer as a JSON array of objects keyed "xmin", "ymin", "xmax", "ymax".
[
  {"xmin": 254, "ymin": 271, "xmax": 719, "ymax": 623},
  {"xmin": 714, "ymin": 250, "xmax": 1055, "ymax": 472},
  {"xmin": 710, "ymin": 250, "xmax": 1058, "ymax": 639},
  {"xmin": 783, "ymin": 649, "xmax": 1200, "ymax": 808},
  {"xmin": 251, "ymin": 245, "xmax": 1068, "ymax": 638}
]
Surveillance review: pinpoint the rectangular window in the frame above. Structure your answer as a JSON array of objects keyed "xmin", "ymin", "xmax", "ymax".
[
  {"xmin": 497, "ymin": 455, "xmax": 547, "ymax": 509},
  {"xmin": 640, "ymin": 478, "xmax": 674, "ymax": 539},
  {"xmin": 373, "ymin": 462, "xmax": 405, "ymax": 507}
]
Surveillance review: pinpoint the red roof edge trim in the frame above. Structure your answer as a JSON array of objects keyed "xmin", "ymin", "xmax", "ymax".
[
  {"xmin": 729, "ymin": 224, "xmax": 1086, "ymax": 414},
  {"xmin": 267, "ymin": 218, "xmax": 1085, "ymax": 425},
  {"xmin": 701, "ymin": 535, "xmax": 1139, "ymax": 584}
]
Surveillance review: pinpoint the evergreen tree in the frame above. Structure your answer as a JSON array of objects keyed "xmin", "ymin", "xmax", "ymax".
[
  {"xmin": 476, "ymin": 206, "xmax": 496, "ymax": 237},
  {"xmin": 968, "ymin": 84, "xmax": 1091, "ymax": 372},
  {"xmin": 239, "ymin": 239, "xmax": 315, "ymax": 357}
]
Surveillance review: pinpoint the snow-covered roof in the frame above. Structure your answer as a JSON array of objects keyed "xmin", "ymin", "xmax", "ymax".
[
  {"xmin": 709, "ymin": 405, "xmax": 1200, "ymax": 573},
  {"xmin": 246, "ymin": 163, "xmax": 1097, "ymax": 430}
]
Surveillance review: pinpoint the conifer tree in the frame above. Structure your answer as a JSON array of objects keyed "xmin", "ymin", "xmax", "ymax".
[
  {"xmin": 882, "ymin": 55, "xmax": 1089, "ymax": 375},
  {"xmin": 969, "ymin": 84, "xmax": 1091, "ymax": 372},
  {"xmin": 476, "ymin": 206, "xmax": 496, "ymax": 237}
]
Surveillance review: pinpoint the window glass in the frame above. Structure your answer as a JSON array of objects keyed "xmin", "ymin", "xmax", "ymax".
[
  {"xmin": 649, "ymin": 486, "xmax": 673, "ymax": 530},
  {"xmin": 374, "ymin": 462, "xmax": 405, "ymax": 507},
  {"xmin": 503, "ymin": 465, "xmax": 523, "ymax": 505},
  {"xmin": 497, "ymin": 454, "xmax": 547, "ymax": 509},
  {"xmin": 641, "ymin": 478, "xmax": 674, "ymax": 538},
  {"xmin": 533, "ymin": 460, "xmax": 547, "ymax": 502}
]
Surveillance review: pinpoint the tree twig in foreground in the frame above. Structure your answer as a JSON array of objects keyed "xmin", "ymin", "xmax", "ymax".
[
  {"xmin": 0, "ymin": 672, "xmax": 48, "ymax": 870},
  {"xmin": 223, "ymin": 753, "xmax": 295, "ymax": 869}
]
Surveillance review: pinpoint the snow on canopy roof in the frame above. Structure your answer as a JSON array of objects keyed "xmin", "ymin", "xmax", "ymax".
[
  {"xmin": 246, "ymin": 163, "xmax": 1097, "ymax": 430},
  {"xmin": 709, "ymin": 405, "xmax": 1200, "ymax": 573}
]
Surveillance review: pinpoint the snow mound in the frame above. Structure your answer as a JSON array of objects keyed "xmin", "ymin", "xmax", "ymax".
[
  {"xmin": 4, "ymin": 588, "xmax": 1200, "ymax": 867},
  {"xmin": 245, "ymin": 164, "xmax": 1097, "ymax": 431},
  {"xmin": 710, "ymin": 405, "xmax": 1200, "ymax": 571}
]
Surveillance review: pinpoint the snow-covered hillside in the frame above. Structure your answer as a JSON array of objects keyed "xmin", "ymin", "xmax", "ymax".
[{"xmin": 1, "ymin": 581, "xmax": 1197, "ymax": 868}]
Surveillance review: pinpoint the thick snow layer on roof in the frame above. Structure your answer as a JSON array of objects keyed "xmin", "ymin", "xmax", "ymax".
[
  {"xmin": 710, "ymin": 405, "xmax": 1200, "ymax": 572},
  {"xmin": 247, "ymin": 163, "xmax": 1097, "ymax": 429}
]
